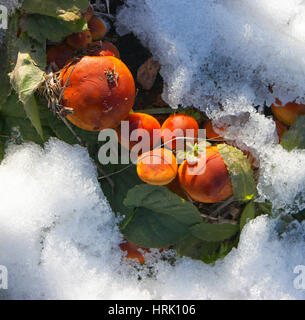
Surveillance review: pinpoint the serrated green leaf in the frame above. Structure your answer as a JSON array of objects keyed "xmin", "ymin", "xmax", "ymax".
[
  {"xmin": 240, "ymin": 201, "xmax": 256, "ymax": 231},
  {"xmin": 22, "ymin": 0, "xmax": 88, "ymax": 21},
  {"xmin": 9, "ymin": 35, "xmax": 45, "ymax": 139},
  {"xmin": 20, "ymin": 14, "xmax": 87, "ymax": 44},
  {"xmin": 122, "ymin": 184, "xmax": 202, "ymax": 248},
  {"xmin": 281, "ymin": 115, "xmax": 305, "ymax": 151},
  {"xmin": 217, "ymin": 143, "xmax": 257, "ymax": 202},
  {"xmin": 190, "ymin": 222, "xmax": 239, "ymax": 242}
]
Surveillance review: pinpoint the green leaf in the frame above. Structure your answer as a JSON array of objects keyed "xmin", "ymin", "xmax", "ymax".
[
  {"xmin": 176, "ymin": 233, "xmax": 238, "ymax": 264},
  {"xmin": 0, "ymin": 92, "xmax": 26, "ymax": 118},
  {"xmin": 100, "ymin": 164, "xmax": 142, "ymax": 217},
  {"xmin": 190, "ymin": 222, "xmax": 239, "ymax": 242},
  {"xmin": 9, "ymin": 35, "xmax": 46, "ymax": 139},
  {"xmin": 22, "ymin": 0, "xmax": 88, "ymax": 21},
  {"xmin": 24, "ymin": 94, "xmax": 44, "ymax": 139},
  {"xmin": 217, "ymin": 144, "xmax": 257, "ymax": 202},
  {"xmin": 0, "ymin": 13, "xmax": 20, "ymax": 107},
  {"xmin": 20, "ymin": 14, "xmax": 87, "ymax": 44},
  {"xmin": 281, "ymin": 115, "xmax": 305, "ymax": 151},
  {"xmin": 3, "ymin": 116, "xmax": 44, "ymax": 145},
  {"xmin": 122, "ymin": 184, "xmax": 202, "ymax": 248},
  {"xmin": 176, "ymin": 234, "xmax": 220, "ymax": 262},
  {"xmin": 240, "ymin": 201, "xmax": 256, "ymax": 231}
]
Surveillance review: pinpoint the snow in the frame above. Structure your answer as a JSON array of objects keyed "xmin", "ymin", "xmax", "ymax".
[
  {"xmin": 116, "ymin": 0, "xmax": 305, "ymax": 109},
  {"xmin": 116, "ymin": 0, "xmax": 305, "ymax": 213},
  {"xmin": 0, "ymin": 139, "xmax": 304, "ymax": 300}
]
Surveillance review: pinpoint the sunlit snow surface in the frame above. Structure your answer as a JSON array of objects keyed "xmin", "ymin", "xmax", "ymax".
[
  {"xmin": 116, "ymin": 0, "xmax": 305, "ymax": 212},
  {"xmin": 0, "ymin": 140, "xmax": 304, "ymax": 300}
]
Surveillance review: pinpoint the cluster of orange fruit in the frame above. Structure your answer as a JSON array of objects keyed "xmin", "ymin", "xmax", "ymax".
[
  {"xmin": 47, "ymin": 6, "xmax": 120, "ymax": 71},
  {"xmin": 118, "ymin": 100, "xmax": 305, "ymax": 264}
]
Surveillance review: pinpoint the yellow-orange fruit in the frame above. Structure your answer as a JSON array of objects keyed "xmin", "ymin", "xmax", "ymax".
[
  {"xmin": 66, "ymin": 30, "xmax": 92, "ymax": 50},
  {"xmin": 178, "ymin": 146, "xmax": 233, "ymax": 203},
  {"xmin": 88, "ymin": 15, "xmax": 107, "ymax": 40},
  {"xmin": 59, "ymin": 56, "xmax": 136, "ymax": 131},
  {"xmin": 137, "ymin": 148, "xmax": 178, "ymax": 185},
  {"xmin": 89, "ymin": 41, "xmax": 120, "ymax": 58},
  {"xmin": 271, "ymin": 98, "xmax": 305, "ymax": 126}
]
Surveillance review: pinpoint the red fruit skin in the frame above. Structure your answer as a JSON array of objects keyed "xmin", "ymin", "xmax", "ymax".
[
  {"xmin": 271, "ymin": 98, "xmax": 305, "ymax": 126},
  {"xmin": 88, "ymin": 15, "xmax": 107, "ymax": 40},
  {"xmin": 89, "ymin": 41, "xmax": 120, "ymax": 59},
  {"xmin": 204, "ymin": 120, "xmax": 225, "ymax": 141},
  {"xmin": 60, "ymin": 56, "xmax": 136, "ymax": 131},
  {"xmin": 66, "ymin": 30, "xmax": 92, "ymax": 50},
  {"xmin": 116, "ymin": 113, "xmax": 161, "ymax": 151},
  {"xmin": 178, "ymin": 146, "xmax": 233, "ymax": 203},
  {"xmin": 47, "ymin": 44, "xmax": 75, "ymax": 71},
  {"xmin": 161, "ymin": 114, "xmax": 199, "ymax": 151}
]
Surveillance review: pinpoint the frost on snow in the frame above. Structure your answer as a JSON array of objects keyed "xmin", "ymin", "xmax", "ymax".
[
  {"xmin": 0, "ymin": 140, "xmax": 304, "ymax": 300},
  {"xmin": 116, "ymin": 0, "xmax": 305, "ymax": 212}
]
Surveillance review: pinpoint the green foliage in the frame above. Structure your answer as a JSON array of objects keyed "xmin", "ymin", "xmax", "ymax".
[
  {"xmin": 22, "ymin": 0, "xmax": 88, "ymax": 21},
  {"xmin": 100, "ymin": 163, "xmax": 142, "ymax": 217},
  {"xmin": 281, "ymin": 115, "xmax": 305, "ymax": 151},
  {"xmin": 240, "ymin": 201, "xmax": 256, "ymax": 231},
  {"xmin": 122, "ymin": 184, "xmax": 202, "ymax": 248},
  {"xmin": 190, "ymin": 222, "xmax": 239, "ymax": 242},
  {"xmin": 9, "ymin": 34, "xmax": 46, "ymax": 139},
  {"xmin": 20, "ymin": 14, "xmax": 88, "ymax": 44},
  {"xmin": 217, "ymin": 144, "xmax": 257, "ymax": 202},
  {"xmin": 176, "ymin": 233, "xmax": 238, "ymax": 264},
  {"xmin": 176, "ymin": 235, "xmax": 220, "ymax": 261},
  {"xmin": 0, "ymin": 13, "xmax": 19, "ymax": 107}
]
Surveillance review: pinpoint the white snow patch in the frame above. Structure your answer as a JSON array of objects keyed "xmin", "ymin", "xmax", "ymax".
[
  {"xmin": 116, "ymin": 0, "xmax": 305, "ymax": 109},
  {"xmin": 0, "ymin": 139, "xmax": 304, "ymax": 300}
]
